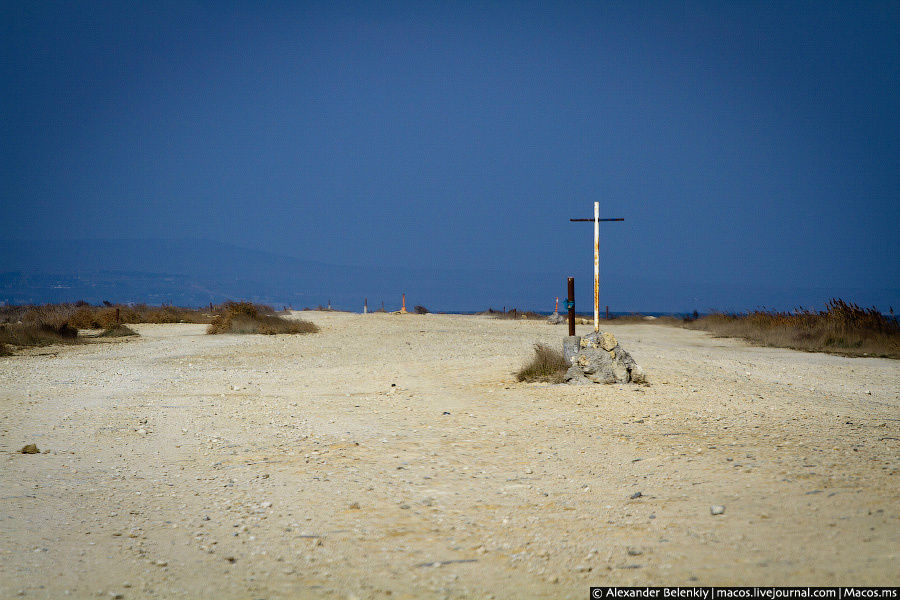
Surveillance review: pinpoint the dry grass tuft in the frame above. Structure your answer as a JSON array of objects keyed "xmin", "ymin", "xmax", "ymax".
[
  {"xmin": 414, "ymin": 305, "xmax": 430, "ymax": 314},
  {"xmin": 516, "ymin": 343, "xmax": 569, "ymax": 383},
  {"xmin": 686, "ymin": 299, "xmax": 899, "ymax": 358},
  {"xmin": 207, "ymin": 301, "xmax": 318, "ymax": 335},
  {"xmin": 0, "ymin": 342, "xmax": 12, "ymax": 356}
]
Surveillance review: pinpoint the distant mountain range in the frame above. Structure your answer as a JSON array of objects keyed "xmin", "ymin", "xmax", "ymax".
[{"xmin": 1, "ymin": 239, "xmax": 895, "ymax": 313}]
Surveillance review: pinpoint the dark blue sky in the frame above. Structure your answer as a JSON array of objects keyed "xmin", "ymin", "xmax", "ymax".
[{"xmin": 2, "ymin": 1, "xmax": 898, "ymax": 311}]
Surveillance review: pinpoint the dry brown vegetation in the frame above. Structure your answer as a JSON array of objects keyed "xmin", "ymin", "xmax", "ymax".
[
  {"xmin": 207, "ymin": 301, "xmax": 318, "ymax": 335},
  {"xmin": 0, "ymin": 301, "xmax": 213, "ymax": 330},
  {"xmin": 685, "ymin": 299, "xmax": 900, "ymax": 358},
  {"xmin": 516, "ymin": 343, "xmax": 569, "ymax": 383},
  {"xmin": 0, "ymin": 321, "xmax": 79, "ymax": 349},
  {"xmin": 479, "ymin": 308, "xmax": 545, "ymax": 320},
  {"xmin": 98, "ymin": 324, "xmax": 139, "ymax": 338}
]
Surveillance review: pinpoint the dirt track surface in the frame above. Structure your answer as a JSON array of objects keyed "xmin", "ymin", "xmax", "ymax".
[{"xmin": 1, "ymin": 312, "xmax": 898, "ymax": 598}]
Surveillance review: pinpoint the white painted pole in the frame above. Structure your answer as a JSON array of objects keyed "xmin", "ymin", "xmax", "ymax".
[{"xmin": 593, "ymin": 201, "xmax": 600, "ymax": 332}]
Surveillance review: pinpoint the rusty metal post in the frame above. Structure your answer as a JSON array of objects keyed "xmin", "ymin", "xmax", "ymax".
[
  {"xmin": 364, "ymin": 298, "xmax": 368, "ymax": 314},
  {"xmin": 115, "ymin": 307, "xmax": 120, "ymax": 324},
  {"xmin": 567, "ymin": 277, "xmax": 575, "ymax": 337},
  {"xmin": 606, "ymin": 305, "xmax": 609, "ymax": 320},
  {"xmin": 400, "ymin": 293, "xmax": 407, "ymax": 313},
  {"xmin": 593, "ymin": 201, "xmax": 600, "ymax": 332}
]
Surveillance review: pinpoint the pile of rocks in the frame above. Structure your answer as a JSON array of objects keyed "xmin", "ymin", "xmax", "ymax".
[
  {"xmin": 563, "ymin": 331, "xmax": 647, "ymax": 385},
  {"xmin": 547, "ymin": 311, "xmax": 565, "ymax": 325}
]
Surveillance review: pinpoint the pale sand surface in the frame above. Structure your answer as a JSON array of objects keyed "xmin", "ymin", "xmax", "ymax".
[{"xmin": 1, "ymin": 312, "xmax": 898, "ymax": 598}]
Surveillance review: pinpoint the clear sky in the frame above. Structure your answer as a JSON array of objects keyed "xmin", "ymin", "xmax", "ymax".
[{"xmin": 2, "ymin": 1, "xmax": 898, "ymax": 311}]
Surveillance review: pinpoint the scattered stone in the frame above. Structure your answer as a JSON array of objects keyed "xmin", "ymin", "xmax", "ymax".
[
  {"xmin": 20, "ymin": 444, "xmax": 39, "ymax": 454},
  {"xmin": 574, "ymin": 565, "xmax": 592, "ymax": 572},
  {"xmin": 154, "ymin": 560, "xmax": 168, "ymax": 567},
  {"xmin": 260, "ymin": 501, "xmax": 272, "ymax": 509},
  {"xmin": 627, "ymin": 548, "xmax": 643, "ymax": 556},
  {"xmin": 547, "ymin": 312, "xmax": 565, "ymax": 325},
  {"xmin": 710, "ymin": 505, "xmax": 726, "ymax": 515},
  {"xmin": 629, "ymin": 491, "xmax": 643, "ymax": 499},
  {"xmin": 225, "ymin": 556, "xmax": 236, "ymax": 563},
  {"xmin": 348, "ymin": 502, "xmax": 360, "ymax": 510},
  {"xmin": 442, "ymin": 411, "xmax": 451, "ymax": 415}
]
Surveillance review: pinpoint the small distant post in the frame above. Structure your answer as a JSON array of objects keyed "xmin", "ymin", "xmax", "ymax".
[
  {"xmin": 364, "ymin": 298, "xmax": 368, "ymax": 314},
  {"xmin": 400, "ymin": 293, "xmax": 407, "ymax": 314},
  {"xmin": 606, "ymin": 305, "xmax": 609, "ymax": 320},
  {"xmin": 567, "ymin": 277, "xmax": 575, "ymax": 337}
]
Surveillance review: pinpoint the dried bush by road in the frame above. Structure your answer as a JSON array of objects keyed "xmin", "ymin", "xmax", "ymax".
[
  {"xmin": 98, "ymin": 324, "xmax": 139, "ymax": 338},
  {"xmin": 516, "ymin": 343, "xmax": 569, "ymax": 383},
  {"xmin": 207, "ymin": 302, "xmax": 318, "ymax": 335},
  {"xmin": 0, "ymin": 322, "xmax": 79, "ymax": 348},
  {"xmin": 686, "ymin": 299, "xmax": 899, "ymax": 358},
  {"xmin": 0, "ymin": 302, "xmax": 214, "ymax": 329}
]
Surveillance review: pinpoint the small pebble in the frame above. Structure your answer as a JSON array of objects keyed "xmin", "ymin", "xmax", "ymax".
[{"xmin": 710, "ymin": 505, "xmax": 726, "ymax": 515}]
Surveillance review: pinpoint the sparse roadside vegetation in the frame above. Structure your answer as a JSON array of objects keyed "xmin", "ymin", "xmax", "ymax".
[
  {"xmin": 207, "ymin": 301, "xmax": 318, "ymax": 335},
  {"xmin": 685, "ymin": 299, "xmax": 899, "ymax": 359},
  {"xmin": 516, "ymin": 343, "xmax": 568, "ymax": 383}
]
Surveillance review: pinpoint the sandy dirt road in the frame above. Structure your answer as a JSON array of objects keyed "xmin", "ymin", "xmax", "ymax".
[{"xmin": 1, "ymin": 312, "xmax": 898, "ymax": 598}]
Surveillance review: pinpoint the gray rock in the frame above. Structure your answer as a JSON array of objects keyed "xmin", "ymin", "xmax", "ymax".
[
  {"xmin": 562, "ymin": 336, "xmax": 581, "ymax": 365},
  {"xmin": 564, "ymin": 330, "xmax": 647, "ymax": 385},
  {"xmin": 576, "ymin": 348, "xmax": 617, "ymax": 384},
  {"xmin": 20, "ymin": 444, "xmax": 39, "ymax": 454},
  {"xmin": 582, "ymin": 331, "xmax": 618, "ymax": 351},
  {"xmin": 564, "ymin": 365, "xmax": 593, "ymax": 385},
  {"xmin": 547, "ymin": 312, "xmax": 565, "ymax": 325},
  {"xmin": 710, "ymin": 505, "xmax": 726, "ymax": 515},
  {"xmin": 630, "ymin": 365, "xmax": 648, "ymax": 384}
]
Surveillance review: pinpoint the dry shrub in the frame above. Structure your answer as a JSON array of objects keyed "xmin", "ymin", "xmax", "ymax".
[
  {"xmin": 686, "ymin": 299, "xmax": 899, "ymax": 358},
  {"xmin": 98, "ymin": 324, "xmax": 139, "ymax": 337},
  {"xmin": 0, "ymin": 322, "xmax": 79, "ymax": 347},
  {"xmin": 516, "ymin": 343, "xmax": 569, "ymax": 383},
  {"xmin": 0, "ymin": 342, "xmax": 12, "ymax": 356},
  {"xmin": 0, "ymin": 302, "xmax": 214, "ymax": 328},
  {"xmin": 207, "ymin": 301, "xmax": 318, "ymax": 335},
  {"xmin": 414, "ymin": 305, "xmax": 430, "ymax": 314}
]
